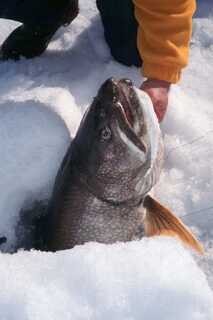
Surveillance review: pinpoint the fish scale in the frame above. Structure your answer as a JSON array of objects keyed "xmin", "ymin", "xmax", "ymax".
[{"xmin": 47, "ymin": 175, "xmax": 144, "ymax": 250}]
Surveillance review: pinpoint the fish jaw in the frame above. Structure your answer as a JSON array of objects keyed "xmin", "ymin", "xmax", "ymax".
[{"xmin": 133, "ymin": 88, "xmax": 164, "ymax": 195}]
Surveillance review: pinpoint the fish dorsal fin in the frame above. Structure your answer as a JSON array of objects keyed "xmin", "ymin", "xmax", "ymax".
[{"xmin": 143, "ymin": 195, "xmax": 204, "ymax": 254}]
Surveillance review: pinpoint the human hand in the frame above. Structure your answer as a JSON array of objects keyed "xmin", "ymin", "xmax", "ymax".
[{"xmin": 140, "ymin": 79, "xmax": 171, "ymax": 122}]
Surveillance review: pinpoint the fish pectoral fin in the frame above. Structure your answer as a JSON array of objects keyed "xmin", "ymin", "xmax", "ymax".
[{"xmin": 143, "ymin": 195, "xmax": 204, "ymax": 255}]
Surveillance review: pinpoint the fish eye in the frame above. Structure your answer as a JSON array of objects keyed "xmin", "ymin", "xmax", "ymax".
[{"xmin": 101, "ymin": 126, "xmax": 111, "ymax": 141}]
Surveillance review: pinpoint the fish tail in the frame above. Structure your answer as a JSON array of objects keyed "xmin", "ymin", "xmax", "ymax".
[{"xmin": 143, "ymin": 195, "xmax": 204, "ymax": 254}]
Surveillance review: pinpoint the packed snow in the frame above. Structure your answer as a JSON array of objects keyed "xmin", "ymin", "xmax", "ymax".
[{"xmin": 0, "ymin": 0, "xmax": 213, "ymax": 318}]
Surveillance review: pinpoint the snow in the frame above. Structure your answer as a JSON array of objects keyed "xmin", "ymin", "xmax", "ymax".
[
  {"xmin": 1, "ymin": 239, "xmax": 213, "ymax": 320},
  {"xmin": 0, "ymin": 0, "xmax": 212, "ymax": 318}
]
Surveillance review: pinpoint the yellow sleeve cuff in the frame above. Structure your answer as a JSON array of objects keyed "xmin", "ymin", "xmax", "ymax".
[{"xmin": 142, "ymin": 63, "xmax": 182, "ymax": 84}]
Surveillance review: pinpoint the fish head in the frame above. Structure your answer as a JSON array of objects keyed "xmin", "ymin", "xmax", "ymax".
[{"xmin": 73, "ymin": 78, "xmax": 163, "ymax": 204}]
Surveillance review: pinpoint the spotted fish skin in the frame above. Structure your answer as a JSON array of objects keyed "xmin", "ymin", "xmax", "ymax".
[
  {"xmin": 44, "ymin": 78, "xmax": 163, "ymax": 251},
  {"xmin": 47, "ymin": 177, "xmax": 145, "ymax": 251}
]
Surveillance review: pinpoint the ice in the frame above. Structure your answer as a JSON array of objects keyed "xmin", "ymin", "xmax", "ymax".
[{"xmin": 0, "ymin": 0, "xmax": 212, "ymax": 317}]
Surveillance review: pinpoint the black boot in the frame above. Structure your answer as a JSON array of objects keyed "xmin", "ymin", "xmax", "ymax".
[
  {"xmin": 0, "ymin": 0, "xmax": 78, "ymax": 60},
  {"xmin": 1, "ymin": 24, "xmax": 60, "ymax": 60},
  {"xmin": 96, "ymin": 0, "xmax": 142, "ymax": 67}
]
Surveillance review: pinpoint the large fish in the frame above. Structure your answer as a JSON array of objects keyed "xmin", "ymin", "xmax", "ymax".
[{"xmin": 44, "ymin": 78, "xmax": 203, "ymax": 253}]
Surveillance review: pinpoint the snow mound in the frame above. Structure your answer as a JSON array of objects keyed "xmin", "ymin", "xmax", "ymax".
[
  {"xmin": 0, "ymin": 100, "xmax": 71, "ymax": 250},
  {"xmin": 0, "ymin": 238, "xmax": 213, "ymax": 320}
]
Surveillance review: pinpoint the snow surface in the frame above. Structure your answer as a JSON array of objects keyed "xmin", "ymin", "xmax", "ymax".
[
  {"xmin": 1, "ymin": 238, "xmax": 213, "ymax": 320},
  {"xmin": 0, "ymin": 0, "xmax": 212, "ymax": 318}
]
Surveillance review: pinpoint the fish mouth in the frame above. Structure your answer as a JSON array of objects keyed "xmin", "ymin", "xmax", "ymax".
[
  {"xmin": 116, "ymin": 79, "xmax": 135, "ymax": 128},
  {"xmin": 112, "ymin": 79, "xmax": 147, "ymax": 153},
  {"xmin": 91, "ymin": 78, "xmax": 147, "ymax": 153},
  {"xmin": 96, "ymin": 78, "xmax": 139, "ymax": 131}
]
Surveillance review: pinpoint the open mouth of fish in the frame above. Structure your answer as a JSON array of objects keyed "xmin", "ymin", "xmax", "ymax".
[
  {"xmin": 116, "ymin": 80, "xmax": 135, "ymax": 128},
  {"xmin": 113, "ymin": 79, "xmax": 147, "ymax": 153}
]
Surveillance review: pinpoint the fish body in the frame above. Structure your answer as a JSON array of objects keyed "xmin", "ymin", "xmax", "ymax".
[{"xmin": 44, "ymin": 78, "xmax": 203, "ymax": 254}]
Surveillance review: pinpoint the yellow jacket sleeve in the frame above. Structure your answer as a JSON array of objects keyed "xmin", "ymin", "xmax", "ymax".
[{"xmin": 133, "ymin": 0, "xmax": 196, "ymax": 83}]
